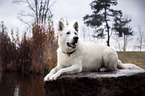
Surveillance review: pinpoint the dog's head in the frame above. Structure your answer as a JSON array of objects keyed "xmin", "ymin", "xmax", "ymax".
[{"xmin": 58, "ymin": 21, "xmax": 79, "ymax": 52}]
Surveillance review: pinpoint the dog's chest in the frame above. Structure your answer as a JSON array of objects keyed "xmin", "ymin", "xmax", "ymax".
[{"xmin": 58, "ymin": 53, "xmax": 76, "ymax": 67}]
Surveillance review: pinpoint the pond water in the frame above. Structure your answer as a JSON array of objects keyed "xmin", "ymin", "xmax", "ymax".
[{"xmin": 0, "ymin": 72, "xmax": 47, "ymax": 96}]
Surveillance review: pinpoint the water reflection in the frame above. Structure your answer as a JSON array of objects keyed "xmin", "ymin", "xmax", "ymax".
[
  {"xmin": 14, "ymin": 85, "xmax": 19, "ymax": 96},
  {"xmin": 0, "ymin": 72, "xmax": 46, "ymax": 96},
  {"xmin": 0, "ymin": 73, "xmax": 1, "ymax": 82}
]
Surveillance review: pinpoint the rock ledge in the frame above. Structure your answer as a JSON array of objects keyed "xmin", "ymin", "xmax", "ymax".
[{"xmin": 44, "ymin": 69, "xmax": 145, "ymax": 96}]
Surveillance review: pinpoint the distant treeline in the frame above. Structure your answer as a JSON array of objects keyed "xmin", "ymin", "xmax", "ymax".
[{"xmin": 0, "ymin": 21, "xmax": 57, "ymax": 74}]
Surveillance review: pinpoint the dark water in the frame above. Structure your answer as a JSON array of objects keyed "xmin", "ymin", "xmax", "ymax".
[{"xmin": 0, "ymin": 72, "xmax": 46, "ymax": 96}]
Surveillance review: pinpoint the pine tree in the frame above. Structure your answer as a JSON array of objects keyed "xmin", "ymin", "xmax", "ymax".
[
  {"xmin": 83, "ymin": 0, "xmax": 121, "ymax": 46},
  {"xmin": 113, "ymin": 14, "xmax": 133, "ymax": 51}
]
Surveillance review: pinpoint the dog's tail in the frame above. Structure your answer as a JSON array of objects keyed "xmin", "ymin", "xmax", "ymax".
[{"xmin": 117, "ymin": 60, "xmax": 143, "ymax": 69}]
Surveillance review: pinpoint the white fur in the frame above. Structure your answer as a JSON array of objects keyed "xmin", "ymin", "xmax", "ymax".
[{"xmin": 44, "ymin": 21, "xmax": 142, "ymax": 81}]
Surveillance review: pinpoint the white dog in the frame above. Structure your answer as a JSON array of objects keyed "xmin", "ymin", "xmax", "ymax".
[{"xmin": 44, "ymin": 21, "xmax": 141, "ymax": 81}]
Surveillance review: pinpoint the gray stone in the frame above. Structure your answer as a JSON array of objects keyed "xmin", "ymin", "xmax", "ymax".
[{"xmin": 44, "ymin": 69, "xmax": 145, "ymax": 96}]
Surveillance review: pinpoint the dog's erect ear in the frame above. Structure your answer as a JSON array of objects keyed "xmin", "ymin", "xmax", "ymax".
[
  {"xmin": 73, "ymin": 21, "xmax": 79, "ymax": 32},
  {"xmin": 58, "ymin": 21, "xmax": 65, "ymax": 31}
]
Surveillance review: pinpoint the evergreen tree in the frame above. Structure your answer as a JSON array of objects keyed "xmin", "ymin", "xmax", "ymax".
[
  {"xmin": 113, "ymin": 14, "xmax": 133, "ymax": 51},
  {"xmin": 83, "ymin": 0, "xmax": 121, "ymax": 46}
]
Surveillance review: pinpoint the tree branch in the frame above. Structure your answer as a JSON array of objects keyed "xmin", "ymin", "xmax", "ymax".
[
  {"xmin": 26, "ymin": 0, "xmax": 35, "ymax": 12},
  {"xmin": 39, "ymin": 0, "xmax": 43, "ymax": 21},
  {"xmin": 34, "ymin": 0, "xmax": 39, "ymax": 23}
]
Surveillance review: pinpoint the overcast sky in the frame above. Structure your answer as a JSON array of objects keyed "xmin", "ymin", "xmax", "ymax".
[
  {"xmin": 0, "ymin": 0, "xmax": 145, "ymax": 30},
  {"xmin": 0, "ymin": 0, "xmax": 145, "ymax": 50}
]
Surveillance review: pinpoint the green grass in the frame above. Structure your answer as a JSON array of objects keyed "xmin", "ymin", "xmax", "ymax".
[{"xmin": 117, "ymin": 51, "xmax": 145, "ymax": 69}]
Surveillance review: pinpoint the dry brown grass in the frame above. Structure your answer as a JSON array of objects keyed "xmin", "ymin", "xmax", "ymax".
[
  {"xmin": 0, "ymin": 22, "xmax": 57, "ymax": 74},
  {"xmin": 117, "ymin": 51, "xmax": 145, "ymax": 69}
]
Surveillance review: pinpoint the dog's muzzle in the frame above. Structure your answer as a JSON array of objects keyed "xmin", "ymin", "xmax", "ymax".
[{"xmin": 67, "ymin": 36, "xmax": 79, "ymax": 48}]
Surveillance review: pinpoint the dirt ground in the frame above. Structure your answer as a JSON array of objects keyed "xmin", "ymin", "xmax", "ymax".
[{"xmin": 117, "ymin": 51, "xmax": 145, "ymax": 69}]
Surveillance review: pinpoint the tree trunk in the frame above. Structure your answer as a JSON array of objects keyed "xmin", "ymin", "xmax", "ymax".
[
  {"xmin": 105, "ymin": 8, "xmax": 110, "ymax": 46},
  {"xmin": 123, "ymin": 33, "xmax": 127, "ymax": 51},
  {"xmin": 140, "ymin": 33, "xmax": 142, "ymax": 51},
  {"xmin": 107, "ymin": 27, "xmax": 110, "ymax": 46},
  {"xmin": 34, "ymin": 0, "xmax": 39, "ymax": 23}
]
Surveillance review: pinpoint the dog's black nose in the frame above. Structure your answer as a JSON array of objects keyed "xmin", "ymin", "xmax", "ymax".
[
  {"xmin": 73, "ymin": 36, "xmax": 79, "ymax": 43},
  {"xmin": 73, "ymin": 36, "xmax": 78, "ymax": 40}
]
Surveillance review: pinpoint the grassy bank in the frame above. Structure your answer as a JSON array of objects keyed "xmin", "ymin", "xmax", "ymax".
[{"xmin": 117, "ymin": 51, "xmax": 145, "ymax": 69}]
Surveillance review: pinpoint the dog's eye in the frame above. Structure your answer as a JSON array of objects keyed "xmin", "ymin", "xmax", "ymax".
[
  {"xmin": 66, "ymin": 32, "xmax": 70, "ymax": 35},
  {"xmin": 74, "ymin": 32, "xmax": 77, "ymax": 35}
]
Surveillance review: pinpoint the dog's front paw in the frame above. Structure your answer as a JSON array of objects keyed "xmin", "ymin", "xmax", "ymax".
[
  {"xmin": 49, "ymin": 74, "xmax": 59, "ymax": 81},
  {"xmin": 44, "ymin": 76, "xmax": 49, "ymax": 81},
  {"xmin": 44, "ymin": 74, "xmax": 52, "ymax": 81}
]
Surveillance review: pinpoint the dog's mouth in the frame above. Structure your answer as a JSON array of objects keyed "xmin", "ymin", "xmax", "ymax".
[
  {"xmin": 66, "ymin": 36, "xmax": 78, "ymax": 49},
  {"xmin": 67, "ymin": 42, "xmax": 77, "ymax": 48}
]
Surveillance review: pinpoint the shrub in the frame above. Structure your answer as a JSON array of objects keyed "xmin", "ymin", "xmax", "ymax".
[
  {"xmin": 0, "ymin": 21, "xmax": 57, "ymax": 74},
  {"xmin": 0, "ymin": 21, "xmax": 17, "ymax": 72}
]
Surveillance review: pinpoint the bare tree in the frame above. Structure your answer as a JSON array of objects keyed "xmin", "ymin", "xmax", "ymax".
[
  {"xmin": 122, "ymin": 33, "xmax": 133, "ymax": 51},
  {"xmin": 12, "ymin": 0, "xmax": 55, "ymax": 26},
  {"xmin": 136, "ymin": 25, "xmax": 144, "ymax": 51},
  {"xmin": 113, "ymin": 36, "xmax": 121, "ymax": 51},
  {"xmin": 81, "ymin": 26, "xmax": 87, "ymax": 42},
  {"xmin": 113, "ymin": 35, "xmax": 133, "ymax": 51}
]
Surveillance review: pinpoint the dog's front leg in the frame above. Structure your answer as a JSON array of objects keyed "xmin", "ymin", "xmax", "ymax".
[
  {"xmin": 49, "ymin": 64, "xmax": 82, "ymax": 80},
  {"xmin": 44, "ymin": 65, "xmax": 62, "ymax": 81}
]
